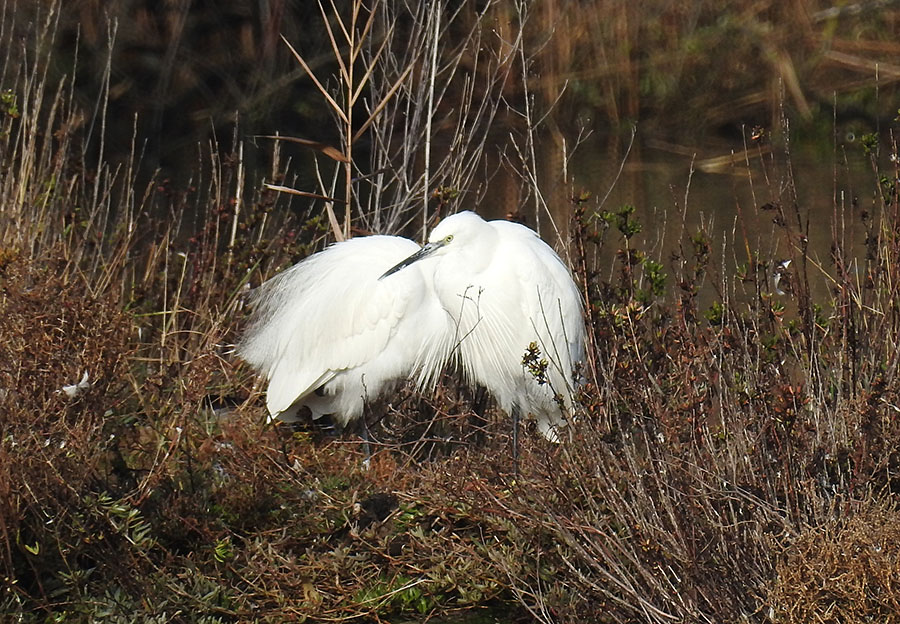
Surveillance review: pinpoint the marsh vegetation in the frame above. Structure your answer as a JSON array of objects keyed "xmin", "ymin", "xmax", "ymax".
[{"xmin": 1, "ymin": 1, "xmax": 899, "ymax": 622}]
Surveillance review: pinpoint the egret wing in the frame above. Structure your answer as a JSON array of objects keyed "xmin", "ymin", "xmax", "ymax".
[
  {"xmin": 492, "ymin": 220, "xmax": 585, "ymax": 370},
  {"xmin": 239, "ymin": 235, "xmax": 422, "ymax": 417}
]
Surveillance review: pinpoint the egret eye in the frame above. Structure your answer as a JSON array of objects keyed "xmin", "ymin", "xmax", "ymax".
[{"xmin": 444, "ymin": 234, "xmax": 454, "ymax": 243}]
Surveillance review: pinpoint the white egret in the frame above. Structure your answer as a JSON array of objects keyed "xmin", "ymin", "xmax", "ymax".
[
  {"xmin": 238, "ymin": 235, "xmax": 453, "ymax": 427},
  {"xmin": 239, "ymin": 211, "xmax": 584, "ymax": 440},
  {"xmin": 382, "ymin": 211, "xmax": 584, "ymax": 439}
]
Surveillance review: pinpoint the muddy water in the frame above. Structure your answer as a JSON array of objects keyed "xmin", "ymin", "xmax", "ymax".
[{"xmin": 477, "ymin": 131, "xmax": 880, "ymax": 312}]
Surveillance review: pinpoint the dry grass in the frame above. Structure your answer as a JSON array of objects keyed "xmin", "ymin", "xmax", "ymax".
[
  {"xmin": 11, "ymin": 0, "xmax": 899, "ymax": 183},
  {"xmin": 2, "ymin": 1, "xmax": 900, "ymax": 623},
  {"xmin": 771, "ymin": 504, "xmax": 900, "ymax": 623}
]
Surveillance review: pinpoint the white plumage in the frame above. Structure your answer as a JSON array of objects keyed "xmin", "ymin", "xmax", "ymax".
[
  {"xmin": 386, "ymin": 212, "xmax": 585, "ymax": 438},
  {"xmin": 238, "ymin": 235, "xmax": 452, "ymax": 426},
  {"xmin": 239, "ymin": 211, "xmax": 585, "ymax": 439}
]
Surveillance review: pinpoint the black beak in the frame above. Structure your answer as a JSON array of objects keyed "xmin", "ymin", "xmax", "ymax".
[{"xmin": 380, "ymin": 240, "xmax": 445, "ymax": 279}]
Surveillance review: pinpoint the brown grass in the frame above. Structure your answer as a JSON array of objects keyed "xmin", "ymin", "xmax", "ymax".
[
  {"xmin": 771, "ymin": 504, "xmax": 900, "ymax": 623},
  {"xmin": 2, "ymin": 1, "xmax": 900, "ymax": 622}
]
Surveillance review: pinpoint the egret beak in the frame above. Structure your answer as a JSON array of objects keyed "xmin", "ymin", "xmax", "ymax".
[{"xmin": 380, "ymin": 240, "xmax": 445, "ymax": 279}]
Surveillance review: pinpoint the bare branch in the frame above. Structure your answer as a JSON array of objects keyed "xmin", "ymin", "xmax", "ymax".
[{"xmin": 281, "ymin": 35, "xmax": 348, "ymax": 124}]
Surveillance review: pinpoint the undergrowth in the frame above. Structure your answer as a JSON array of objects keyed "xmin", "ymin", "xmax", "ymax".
[{"xmin": 2, "ymin": 2, "xmax": 900, "ymax": 623}]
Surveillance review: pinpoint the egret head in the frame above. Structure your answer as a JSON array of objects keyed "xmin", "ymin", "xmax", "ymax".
[
  {"xmin": 380, "ymin": 211, "xmax": 488, "ymax": 279},
  {"xmin": 380, "ymin": 233, "xmax": 453, "ymax": 279}
]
